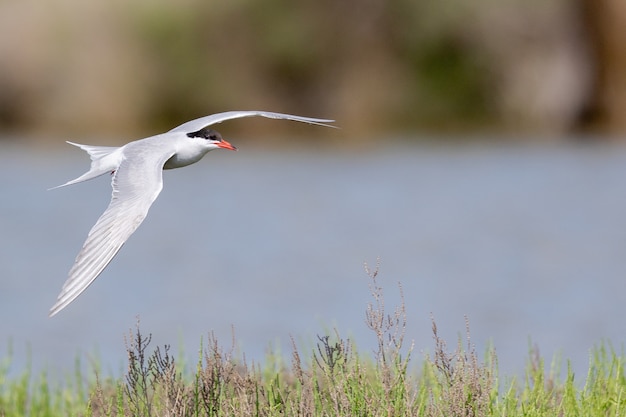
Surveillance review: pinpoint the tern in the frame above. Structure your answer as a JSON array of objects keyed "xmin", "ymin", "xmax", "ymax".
[{"xmin": 49, "ymin": 110, "xmax": 335, "ymax": 317}]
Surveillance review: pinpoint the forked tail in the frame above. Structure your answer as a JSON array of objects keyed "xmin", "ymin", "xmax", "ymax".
[{"xmin": 49, "ymin": 141, "xmax": 122, "ymax": 190}]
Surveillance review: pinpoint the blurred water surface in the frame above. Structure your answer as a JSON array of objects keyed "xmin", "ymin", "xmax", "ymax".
[{"xmin": 1, "ymin": 140, "xmax": 626, "ymax": 380}]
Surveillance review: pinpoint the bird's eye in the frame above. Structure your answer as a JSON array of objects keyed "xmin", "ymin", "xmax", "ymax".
[{"xmin": 187, "ymin": 128, "xmax": 222, "ymax": 141}]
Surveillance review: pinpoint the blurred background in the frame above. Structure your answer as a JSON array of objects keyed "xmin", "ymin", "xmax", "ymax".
[
  {"xmin": 1, "ymin": 0, "xmax": 626, "ymax": 140},
  {"xmin": 2, "ymin": 0, "xmax": 626, "ymax": 383}
]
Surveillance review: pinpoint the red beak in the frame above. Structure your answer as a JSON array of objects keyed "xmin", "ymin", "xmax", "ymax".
[{"xmin": 217, "ymin": 139, "xmax": 237, "ymax": 151}]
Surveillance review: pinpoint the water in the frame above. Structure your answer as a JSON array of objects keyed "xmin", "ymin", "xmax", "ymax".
[{"xmin": 1, "ymin": 140, "xmax": 626, "ymax": 381}]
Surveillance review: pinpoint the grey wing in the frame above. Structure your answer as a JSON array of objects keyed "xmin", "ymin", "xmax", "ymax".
[
  {"xmin": 49, "ymin": 147, "xmax": 176, "ymax": 316},
  {"xmin": 167, "ymin": 110, "xmax": 336, "ymax": 134}
]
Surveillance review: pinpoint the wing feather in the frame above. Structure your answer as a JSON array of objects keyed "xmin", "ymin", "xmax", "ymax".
[
  {"xmin": 49, "ymin": 146, "xmax": 176, "ymax": 316},
  {"xmin": 167, "ymin": 110, "xmax": 336, "ymax": 133}
]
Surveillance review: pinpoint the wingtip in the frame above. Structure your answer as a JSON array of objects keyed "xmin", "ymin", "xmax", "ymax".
[
  {"xmin": 48, "ymin": 291, "xmax": 73, "ymax": 317},
  {"xmin": 48, "ymin": 304, "xmax": 61, "ymax": 318},
  {"xmin": 47, "ymin": 183, "xmax": 66, "ymax": 191},
  {"xmin": 49, "ymin": 297, "xmax": 73, "ymax": 317}
]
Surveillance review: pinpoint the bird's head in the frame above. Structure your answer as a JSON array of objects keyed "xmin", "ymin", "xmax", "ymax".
[{"xmin": 186, "ymin": 127, "xmax": 237, "ymax": 151}]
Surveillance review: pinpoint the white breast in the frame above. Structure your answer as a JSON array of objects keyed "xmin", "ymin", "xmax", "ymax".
[{"xmin": 163, "ymin": 140, "xmax": 213, "ymax": 170}]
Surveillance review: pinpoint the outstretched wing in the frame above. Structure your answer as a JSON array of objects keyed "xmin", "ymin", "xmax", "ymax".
[
  {"xmin": 49, "ymin": 144, "xmax": 176, "ymax": 316},
  {"xmin": 167, "ymin": 110, "xmax": 336, "ymax": 134}
]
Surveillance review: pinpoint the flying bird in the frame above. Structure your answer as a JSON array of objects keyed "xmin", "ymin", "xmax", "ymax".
[{"xmin": 49, "ymin": 111, "xmax": 335, "ymax": 317}]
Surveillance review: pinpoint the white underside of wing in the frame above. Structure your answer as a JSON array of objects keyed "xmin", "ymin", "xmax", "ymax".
[
  {"xmin": 49, "ymin": 145, "xmax": 176, "ymax": 316},
  {"xmin": 167, "ymin": 110, "xmax": 336, "ymax": 134}
]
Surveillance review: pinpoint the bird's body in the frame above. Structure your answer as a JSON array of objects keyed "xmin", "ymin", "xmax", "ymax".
[{"xmin": 49, "ymin": 110, "xmax": 335, "ymax": 317}]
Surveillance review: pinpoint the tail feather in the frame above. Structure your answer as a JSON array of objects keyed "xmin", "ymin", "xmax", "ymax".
[
  {"xmin": 66, "ymin": 141, "xmax": 119, "ymax": 161},
  {"xmin": 49, "ymin": 141, "xmax": 122, "ymax": 190}
]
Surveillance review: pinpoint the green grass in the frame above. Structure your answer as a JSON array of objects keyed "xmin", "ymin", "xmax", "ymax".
[{"xmin": 2, "ymin": 266, "xmax": 626, "ymax": 416}]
